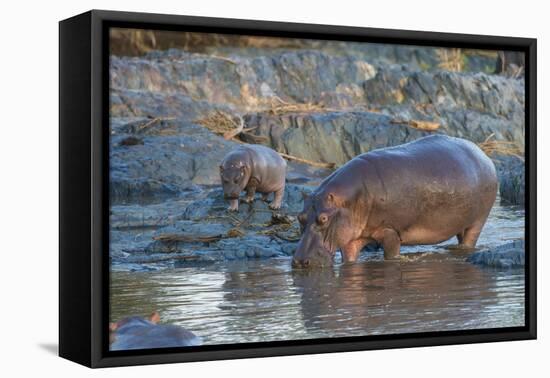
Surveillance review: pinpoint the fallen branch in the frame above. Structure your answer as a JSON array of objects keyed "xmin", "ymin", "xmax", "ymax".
[
  {"xmin": 226, "ymin": 228, "xmax": 245, "ymax": 238},
  {"xmin": 128, "ymin": 254, "xmax": 202, "ymax": 264},
  {"xmin": 223, "ymin": 115, "xmax": 244, "ymax": 140},
  {"xmin": 137, "ymin": 116, "xmax": 176, "ymax": 132},
  {"xmin": 390, "ymin": 119, "xmax": 440, "ymax": 131},
  {"xmin": 278, "ymin": 152, "xmax": 336, "ymax": 169},
  {"xmin": 267, "ymin": 96, "xmax": 329, "ymax": 116},
  {"xmin": 153, "ymin": 234, "xmax": 222, "ymax": 243},
  {"xmin": 272, "ymin": 232, "xmax": 301, "ymax": 242},
  {"xmin": 196, "ymin": 110, "xmax": 336, "ymax": 169}
]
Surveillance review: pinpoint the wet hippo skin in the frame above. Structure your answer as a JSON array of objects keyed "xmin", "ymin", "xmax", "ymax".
[
  {"xmin": 220, "ymin": 144, "xmax": 286, "ymax": 212},
  {"xmin": 110, "ymin": 312, "xmax": 202, "ymax": 351},
  {"xmin": 293, "ymin": 135, "xmax": 498, "ymax": 267}
]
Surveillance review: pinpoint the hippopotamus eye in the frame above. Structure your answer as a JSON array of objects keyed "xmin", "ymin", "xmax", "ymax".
[
  {"xmin": 223, "ymin": 179, "xmax": 229, "ymax": 184},
  {"xmin": 317, "ymin": 214, "xmax": 328, "ymax": 225},
  {"xmin": 233, "ymin": 179, "xmax": 239, "ymax": 184}
]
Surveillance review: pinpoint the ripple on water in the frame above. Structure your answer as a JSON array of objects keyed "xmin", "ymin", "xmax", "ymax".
[{"xmin": 110, "ymin": 203, "xmax": 525, "ymax": 346}]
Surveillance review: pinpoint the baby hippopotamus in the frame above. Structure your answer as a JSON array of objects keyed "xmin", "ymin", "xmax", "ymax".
[
  {"xmin": 220, "ymin": 144, "xmax": 286, "ymax": 211},
  {"xmin": 109, "ymin": 312, "xmax": 202, "ymax": 351},
  {"xmin": 293, "ymin": 135, "xmax": 498, "ymax": 267}
]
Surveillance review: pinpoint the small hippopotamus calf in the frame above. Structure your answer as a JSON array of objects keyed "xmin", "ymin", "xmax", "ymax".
[
  {"xmin": 220, "ymin": 144, "xmax": 286, "ymax": 212},
  {"xmin": 110, "ymin": 312, "xmax": 202, "ymax": 351}
]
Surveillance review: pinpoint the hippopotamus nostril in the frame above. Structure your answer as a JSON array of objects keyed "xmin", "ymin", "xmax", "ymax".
[
  {"xmin": 292, "ymin": 258, "xmax": 300, "ymax": 267},
  {"xmin": 303, "ymin": 259, "xmax": 310, "ymax": 267}
]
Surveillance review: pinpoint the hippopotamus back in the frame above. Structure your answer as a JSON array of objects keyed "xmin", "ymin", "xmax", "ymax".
[{"xmin": 110, "ymin": 315, "xmax": 202, "ymax": 351}]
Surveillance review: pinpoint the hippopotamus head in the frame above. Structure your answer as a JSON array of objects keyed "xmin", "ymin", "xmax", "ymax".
[
  {"xmin": 219, "ymin": 163, "xmax": 248, "ymax": 199},
  {"xmin": 293, "ymin": 191, "xmax": 358, "ymax": 268},
  {"xmin": 110, "ymin": 312, "xmax": 202, "ymax": 350}
]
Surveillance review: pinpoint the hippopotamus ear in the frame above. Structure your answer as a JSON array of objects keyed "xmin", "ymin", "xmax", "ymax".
[
  {"xmin": 149, "ymin": 311, "xmax": 161, "ymax": 324},
  {"xmin": 109, "ymin": 322, "xmax": 118, "ymax": 332},
  {"xmin": 219, "ymin": 165, "xmax": 224, "ymax": 173}
]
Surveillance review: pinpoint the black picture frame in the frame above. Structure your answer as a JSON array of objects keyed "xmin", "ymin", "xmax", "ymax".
[{"xmin": 59, "ymin": 9, "xmax": 537, "ymax": 368}]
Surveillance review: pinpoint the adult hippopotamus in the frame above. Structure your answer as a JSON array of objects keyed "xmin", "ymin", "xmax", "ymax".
[
  {"xmin": 109, "ymin": 312, "xmax": 202, "ymax": 350},
  {"xmin": 220, "ymin": 144, "xmax": 286, "ymax": 211},
  {"xmin": 292, "ymin": 135, "xmax": 497, "ymax": 267}
]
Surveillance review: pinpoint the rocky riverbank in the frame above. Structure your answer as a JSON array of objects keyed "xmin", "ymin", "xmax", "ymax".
[{"xmin": 109, "ymin": 44, "xmax": 525, "ymax": 271}]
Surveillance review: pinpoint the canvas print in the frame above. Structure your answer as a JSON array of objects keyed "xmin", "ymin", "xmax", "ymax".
[{"xmin": 108, "ymin": 28, "xmax": 526, "ymax": 351}]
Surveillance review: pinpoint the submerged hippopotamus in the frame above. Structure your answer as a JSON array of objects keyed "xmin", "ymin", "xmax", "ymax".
[
  {"xmin": 220, "ymin": 144, "xmax": 286, "ymax": 211},
  {"xmin": 293, "ymin": 135, "xmax": 497, "ymax": 267},
  {"xmin": 109, "ymin": 312, "xmax": 202, "ymax": 351}
]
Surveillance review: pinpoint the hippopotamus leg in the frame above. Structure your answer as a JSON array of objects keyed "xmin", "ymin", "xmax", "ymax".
[
  {"xmin": 269, "ymin": 187, "xmax": 285, "ymax": 210},
  {"xmin": 341, "ymin": 239, "xmax": 368, "ymax": 263},
  {"xmin": 456, "ymin": 231, "xmax": 465, "ymax": 244},
  {"xmin": 460, "ymin": 219, "xmax": 487, "ymax": 248},
  {"xmin": 261, "ymin": 193, "xmax": 270, "ymax": 202},
  {"xmin": 227, "ymin": 198, "xmax": 239, "ymax": 212},
  {"xmin": 244, "ymin": 185, "xmax": 256, "ymax": 204},
  {"xmin": 381, "ymin": 228, "xmax": 401, "ymax": 260}
]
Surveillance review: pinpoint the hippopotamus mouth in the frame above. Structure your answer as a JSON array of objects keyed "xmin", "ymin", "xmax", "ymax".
[
  {"xmin": 292, "ymin": 252, "xmax": 333, "ymax": 268},
  {"xmin": 224, "ymin": 194, "xmax": 240, "ymax": 200},
  {"xmin": 292, "ymin": 229, "xmax": 335, "ymax": 268}
]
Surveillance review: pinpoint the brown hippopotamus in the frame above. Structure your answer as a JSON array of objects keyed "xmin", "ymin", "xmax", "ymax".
[
  {"xmin": 109, "ymin": 312, "xmax": 202, "ymax": 351},
  {"xmin": 220, "ymin": 144, "xmax": 286, "ymax": 211},
  {"xmin": 293, "ymin": 135, "xmax": 497, "ymax": 267}
]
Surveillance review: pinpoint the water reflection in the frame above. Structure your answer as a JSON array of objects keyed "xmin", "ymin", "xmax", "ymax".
[
  {"xmin": 111, "ymin": 257, "xmax": 524, "ymax": 345},
  {"xmin": 291, "ymin": 260, "xmax": 523, "ymax": 337}
]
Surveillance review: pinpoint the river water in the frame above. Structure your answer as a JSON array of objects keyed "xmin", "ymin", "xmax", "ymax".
[{"xmin": 110, "ymin": 203, "xmax": 525, "ymax": 345}]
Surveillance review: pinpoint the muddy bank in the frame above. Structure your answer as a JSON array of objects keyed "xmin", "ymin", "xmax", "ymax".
[{"xmin": 109, "ymin": 187, "xmax": 524, "ymax": 272}]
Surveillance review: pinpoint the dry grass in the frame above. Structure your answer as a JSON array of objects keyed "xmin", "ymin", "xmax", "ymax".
[
  {"xmin": 110, "ymin": 29, "xmax": 319, "ymax": 56},
  {"xmin": 195, "ymin": 110, "xmax": 242, "ymax": 137},
  {"xmin": 436, "ymin": 48, "xmax": 464, "ymax": 72},
  {"xmin": 478, "ymin": 133, "xmax": 524, "ymax": 160},
  {"xmin": 194, "ymin": 111, "xmax": 267, "ymax": 142}
]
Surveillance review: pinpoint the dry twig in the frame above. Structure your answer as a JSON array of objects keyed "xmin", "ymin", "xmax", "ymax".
[
  {"xmin": 153, "ymin": 234, "xmax": 222, "ymax": 243},
  {"xmin": 390, "ymin": 119, "xmax": 440, "ymax": 131},
  {"xmin": 137, "ymin": 117, "xmax": 176, "ymax": 132}
]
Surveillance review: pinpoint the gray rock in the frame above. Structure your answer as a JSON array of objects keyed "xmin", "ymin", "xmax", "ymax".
[
  {"xmin": 467, "ymin": 240, "xmax": 525, "ymax": 268},
  {"xmin": 242, "ymin": 111, "xmax": 431, "ymax": 166},
  {"xmin": 110, "ymin": 50, "xmax": 376, "ymax": 108},
  {"xmin": 363, "ymin": 66, "xmax": 525, "ymax": 147},
  {"xmin": 493, "ymin": 154, "xmax": 525, "ymax": 206},
  {"xmin": 110, "ymin": 119, "xmax": 238, "ymax": 203}
]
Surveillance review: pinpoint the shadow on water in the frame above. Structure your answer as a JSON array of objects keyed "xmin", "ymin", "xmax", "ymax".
[{"xmin": 110, "ymin": 202, "xmax": 525, "ymax": 346}]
